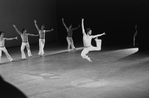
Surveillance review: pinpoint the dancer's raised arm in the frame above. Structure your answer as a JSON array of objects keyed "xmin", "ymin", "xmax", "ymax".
[
  {"xmin": 13, "ymin": 25, "xmax": 21, "ymax": 35},
  {"xmin": 81, "ymin": 19, "xmax": 86, "ymax": 35},
  {"xmin": 45, "ymin": 28, "xmax": 54, "ymax": 32},
  {"xmin": 5, "ymin": 36, "xmax": 18, "ymax": 40},
  {"xmin": 34, "ymin": 20, "xmax": 40, "ymax": 31},
  {"xmin": 72, "ymin": 25, "xmax": 80, "ymax": 31},
  {"xmin": 62, "ymin": 18, "xmax": 68, "ymax": 31},
  {"xmin": 27, "ymin": 33, "xmax": 39, "ymax": 36},
  {"xmin": 92, "ymin": 32, "xmax": 106, "ymax": 38}
]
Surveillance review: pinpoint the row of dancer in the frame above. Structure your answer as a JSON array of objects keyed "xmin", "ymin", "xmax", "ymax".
[
  {"xmin": 0, "ymin": 20, "xmax": 53, "ymax": 62},
  {"xmin": 0, "ymin": 18, "xmax": 105, "ymax": 63}
]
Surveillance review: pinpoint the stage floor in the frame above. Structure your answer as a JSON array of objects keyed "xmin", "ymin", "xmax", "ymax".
[{"xmin": 0, "ymin": 44, "xmax": 149, "ymax": 98}]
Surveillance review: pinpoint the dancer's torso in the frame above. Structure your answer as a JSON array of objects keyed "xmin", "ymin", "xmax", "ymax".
[
  {"xmin": 83, "ymin": 35, "xmax": 92, "ymax": 47},
  {"xmin": 21, "ymin": 34, "xmax": 28, "ymax": 43},
  {"xmin": 39, "ymin": 30, "xmax": 45, "ymax": 39},
  {"xmin": 67, "ymin": 29, "xmax": 73, "ymax": 37},
  {"xmin": 0, "ymin": 37, "xmax": 5, "ymax": 47}
]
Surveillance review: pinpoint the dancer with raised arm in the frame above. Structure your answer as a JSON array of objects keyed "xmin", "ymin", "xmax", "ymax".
[
  {"xmin": 0, "ymin": 31, "xmax": 17, "ymax": 62},
  {"xmin": 62, "ymin": 18, "xmax": 80, "ymax": 52},
  {"xmin": 13, "ymin": 25, "xmax": 38, "ymax": 59},
  {"xmin": 34, "ymin": 20, "xmax": 53, "ymax": 56},
  {"xmin": 81, "ymin": 19, "xmax": 105, "ymax": 62}
]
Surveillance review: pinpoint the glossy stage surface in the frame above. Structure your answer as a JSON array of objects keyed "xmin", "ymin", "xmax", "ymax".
[{"xmin": 0, "ymin": 43, "xmax": 149, "ymax": 98}]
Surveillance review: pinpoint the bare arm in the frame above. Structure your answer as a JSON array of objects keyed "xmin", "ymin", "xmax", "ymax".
[
  {"xmin": 34, "ymin": 20, "xmax": 40, "ymax": 31},
  {"xmin": 13, "ymin": 25, "xmax": 21, "ymax": 35},
  {"xmin": 92, "ymin": 32, "xmax": 106, "ymax": 38},
  {"xmin": 27, "ymin": 33, "xmax": 39, "ymax": 37},
  {"xmin": 81, "ymin": 19, "xmax": 86, "ymax": 35},
  {"xmin": 62, "ymin": 18, "xmax": 68, "ymax": 30},
  {"xmin": 45, "ymin": 28, "xmax": 54, "ymax": 32},
  {"xmin": 5, "ymin": 37, "xmax": 18, "ymax": 40},
  {"xmin": 72, "ymin": 25, "xmax": 80, "ymax": 30}
]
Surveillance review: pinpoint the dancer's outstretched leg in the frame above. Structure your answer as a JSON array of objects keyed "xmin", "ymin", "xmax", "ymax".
[
  {"xmin": 3, "ymin": 47, "xmax": 13, "ymax": 62},
  {"xmin": 95, "ymin": 38, "xmax": 102, "ymax": 50},
  {"xmin": 88, "ymin": 38, "xmax": 102, "ymax": 51}
]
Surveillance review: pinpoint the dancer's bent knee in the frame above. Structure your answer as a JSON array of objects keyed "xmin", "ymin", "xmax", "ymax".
[{"xmin": 81, "ymin": 48, "xmax": 89, "ymax": 57}]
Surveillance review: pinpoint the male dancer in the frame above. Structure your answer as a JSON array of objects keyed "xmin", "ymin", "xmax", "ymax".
[
  {"xmin": 133, "ymin": 25, "xmax": 138, "ymax": 47},
  {"xmin": 81, "ymin": 19, "xmax": 105, "ymax": 62},
  {"xmin": 13, "ymin": 25, "xmax": 38, "ymax": 59},
  {"xmin": 0, "ymin": 31, "xmax": 17, "ymax": 62},
  {"xmin": 62, "ymin": 18, "xmax": 80, "ymax": 51},
  {"xmin": 34, "ymin": 20, "xmax": 53, "ymax": 56}
]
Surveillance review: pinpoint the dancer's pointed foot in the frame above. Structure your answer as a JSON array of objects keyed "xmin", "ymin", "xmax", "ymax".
[
  {"xmin": 10, "ymin": 59, "xmax": 13, "ymax": 62},
  {"xmin": 73, "ymin": 48, "xmax": 77, "ymax": 50},
  {"xmin": 86, "ymin": 57, "xmax": 92, "ymax": 62},
  {"xmin": 82, "ymin": 56, "xmax": 92, "ymax": 62},
  {"xmin": 67, "ymin": 49, "xmax": 71, "ymax": 52}
]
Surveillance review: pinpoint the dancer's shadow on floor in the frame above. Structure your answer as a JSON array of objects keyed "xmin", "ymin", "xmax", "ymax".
[{"xmin": 0, "ymin": 75, "xmax": 27, "ymax": 98}]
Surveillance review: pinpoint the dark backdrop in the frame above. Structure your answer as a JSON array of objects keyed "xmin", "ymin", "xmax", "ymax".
[{"xmin": 0, "ymin": 0, "xmax": 57, "ymax": 47}]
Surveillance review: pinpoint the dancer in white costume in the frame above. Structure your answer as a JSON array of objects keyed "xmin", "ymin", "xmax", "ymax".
[
  {"xmin": 13, "ymin": 25, "xmax": 38, "ymax": 59},
  {"xmin": 62, "ymin": 18, "xmax": 80, "ymax": 51},
  {"xmin": 34, "ymin": 20, "xmax": 53, "ymax": 56},
  {"xmin": 0, "ymin": 31, "xmax": 17, "ymax": 62},
  {"xmin": 81, "ymin": 19, "xmax": 105, "ymax": 62}
]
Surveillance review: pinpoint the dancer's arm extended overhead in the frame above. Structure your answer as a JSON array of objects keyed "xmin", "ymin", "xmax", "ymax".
[
  {"xmin": 13, "ymin": 25, "xmax": 21, "ymax": 35},
  {"xmin": 62, "ymin": 18, "xmax": 69, "ymax": 31},
  {"xmin": 81, "ymin": 19, "xmax": 86, "ymax": 35}
]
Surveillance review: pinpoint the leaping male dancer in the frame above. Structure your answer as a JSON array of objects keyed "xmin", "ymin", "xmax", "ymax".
[
  {"xmin": 62, "ymin": 18, "xmax": 80, "ymax": 52},
  {"xmin": 34, "ymin": 20, "xmax": 53, "ymax": 56},
  {"xmin": 81, "ymin": 19, "xmax": 105, "ymax": 62}
]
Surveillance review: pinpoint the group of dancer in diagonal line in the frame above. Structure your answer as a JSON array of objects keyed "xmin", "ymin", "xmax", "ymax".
[{"xmin": 0, "ymin": 19, "xmax": 105, "ymax": 63}]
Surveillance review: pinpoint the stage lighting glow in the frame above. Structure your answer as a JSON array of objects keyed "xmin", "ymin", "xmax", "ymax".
[
  {"xmin": 111, "ymin": 48, "xmax": 139, "ymax": 56},
  {"xmin": 45, "ymin": 47, "xmax": 83, "ymax": 56}
]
